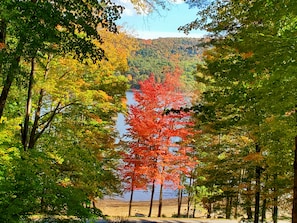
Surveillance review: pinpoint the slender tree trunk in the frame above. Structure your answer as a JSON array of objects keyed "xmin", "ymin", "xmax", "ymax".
[
  {"xmin": 28, "ymin": 88, "xmax": 43, "ymax": 149},
  {"xmin": 187, "ymin": 177, "xmax": 192, "ymax": 218},
  {"xmin": 206, "ymin": 201, "xmax": 212, "ymax": 218},
  {"xmin": 246, "ymin": 182, "xmax": 253, "ymax": 220},
  {"xmin": 0, "ymin": 74, "xmax": 13, "ymax": 120},
  {"xmin": 192, "ymin": 189, "xmax": 198, "ymax": 218},
  {"xmin": 235, "ymin": 169, "xmax": 243, "ymax": 219},
  {"xmin": 148, "ymin": 181, "xmax": 155, "ymax": 217},
  {"xmin": 226, "ymin": 196, "xmax": 229, "ymax": 219},
  {"xmin": 22, "ymin": 58, "xmax": 35, "ymax": 150},
  {"xmin": 254, "ymin": 144, "xmax": 261, "ymax": 223},
  {"xmin": 0, "ymin": 19, "xmax": 6, "ymax": 44},
  {"xmin": 234, "ymin": 198, "xmax": 238, "ymax": 220},
  {"xmin": 226, "ymin": 195, "xmax": 232, "ymax": 219},
  {"xmin": 28, "ymin": 55, "xmax": 51, "ymax": 149},
  {"xmin": 272, "ymin": 195, "xmax": 278, "ymax": 223},
  {"xmin": 186, "ymin": 196, "xmax": 191, "ymax": 218},
  {"xmin": 157, "ymin": 183, "xmax": 163, "ymax": 217},
  {"xmin": 293, "ymin": 135, "xmax": 297, "ymax": 223},
  {"xmin": 0, "ymin": 57, "xmax": 20, "ymax": 120},
  {"xmin": 261, "ymin": 198, "xmax": 266, "ymax": 223},
  {"xmin": 247, "ymin": 206, "xmax": 253, "ymax": 220},
  {"xmin": 177, "ymin": 188, "xmax": 182, "ymax": 217},
  {"xmin": 128, "ymin": 188, "xmax": 134, "ymax": 217},
  {"xmin": 192, "ymin": 205, "xmax": 196, "ymax": 218}
]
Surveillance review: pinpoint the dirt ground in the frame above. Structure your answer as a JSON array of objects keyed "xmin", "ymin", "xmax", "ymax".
[
  {"xmin": 95, "ymin": 198, "xmax": 205, "ymax": 218},
  {"xmin": 94, "ymin": 198, "xmax": 291, "ymax": 223}
]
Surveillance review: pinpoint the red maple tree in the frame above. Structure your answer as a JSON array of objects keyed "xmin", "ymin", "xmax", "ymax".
[{"xmin": 123, "ymin": 68, "xmax": 196, "ymax": 217}]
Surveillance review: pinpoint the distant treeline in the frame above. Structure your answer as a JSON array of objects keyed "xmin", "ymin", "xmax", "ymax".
[{"xmin": 127, "ymin": 37, "xmax": 204, "ymax": 88}]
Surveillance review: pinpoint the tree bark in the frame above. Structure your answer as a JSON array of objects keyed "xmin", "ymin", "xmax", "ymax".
[
  {"xmin": 254, "ymin": 144, "xmax": 261, "ymax": 223},
  {"xmin": 0, "ymin": 57, "xmax": 20, "ymax": 120},
  {"xmin": 187, "ymin": 177, "xmax": 193, "ymax": 218},
  {"xmin": 0, "ymin": 74, "xmax": 13, "ymax": 120},
  {"xmin": 272, "ymin": 195, "xmax": 278, "ymax": 223},
  {"xmin": 246, "ymin": 206, "xmax": 253, "ymax": 220},
  {"xmin": 28, "ymin": 55, "xmax": 51, "ymax": 149},
  {"xmin": 235, "ymin": 169, "xmax": 243, "ymax": 219},
  {"xmin": 157, "ymin": 183, "xmax": 163, "ymax": 217},
  {"xmin": 192, "ymin": 206, "xmax": 196, "ymax": 218},
  {"xmin": 148, "ymin": 181, "xmax": 155, "ymax": 217},
  {"xmin": 0, "ymin": 19, "xmax": 6, "ymax": 44},
  {"xmin": 261, "ymin": 198, "xmax": 266, "ymax": 223},
  {"xmin": 22, "ymin": 58, "xmax": 35, "ymax": 150},
  {"xmin": 28, "ymin": 89, "xmax": 43, "ymax": 149},
  {"xmin": 128, "ymin": 187, "xmax": 134, "ymax": 217},
  {"xmin": 192, "ymin": 189, "xmax": 198, "ymax": 218},
  {"xmin": 206, "ymin": 200, "xmax": 212, "ymax": 218},
  {"xmin": 226, "ymin": 195, "xmax": 232, "ymax": 219},
  {"xmin": 246, "ymin": 181, "xmax": 253, "ymax": 219},
  {"xmin": 177, "ymin": 188, "xmax": 182, "ymax": 217}
]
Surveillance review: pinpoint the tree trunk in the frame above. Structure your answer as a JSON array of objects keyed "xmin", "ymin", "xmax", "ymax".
[
  {"xmin": 226, "ymin": 195, "xmax": 232, "ymax": 219},
  {"xmin": 28, "ymin": 89, "xmax": 43, "ymax": 149},
  {"xmin": 0, "ymin": 56, "xmax": 20, "ymax": 120},
  {"xmin": 22, "ymin": 58, "xmax": 35, "ymax": 150},
  {"xmin": 246, "ymin": 182, "xmax": 253, "ymax": 220},
  {"xmin": 0, "ymin": 19, "xmax": 6, "ymax": 44},
  {"xmin": 157, "ymin": 183, "xmax": 163, "ymax": 217},
  {"xmin": 293, "ymin": 135, "xmax": 297, "ymax": 223},
  {"xmin": 254, "ymin": 144, "xmax": 261, "ymax": 223},
  {"xmin": 148, "ymin": 181, "xmax": 155, "ymax": 217},
  {"xmin": 206, "ymin": 201, "xmax": 212, "ymax": 218},
  {"xmin": 247, "ymin": 206, "xmax": 253, "ymax": 220},
  {"xmin": 177, "ymin": 188, "xmax": 182, "ymax": 217},
  {"xmin": 272, "ymin": 195, "xmax": 278, "ymax": 223},
  {"xmin": 235, "ymin": 169, "xmax": 243, "ymax": 219},
  {"xmin": 192, "ymin": 205, "xmax": 196, "ymax": 218},
  {"xmin": 187, "ymin": 177, "xmax": 192, "ymax": 218},
  {"xmin": 28, "ymin": 55, "xmax": 51, "ymax": 149},
  {"xmin": 0, "ymin": 74, "xmax": 13, "ymax": 120},
  {"xmin": 128, "ymin": 188, "xmax": 134, "ymax": 217},
  {"xmin": 192, "ymin": 189, "xmax": 198, "ymax": 218},
  {"xmin": 261, "ymin": 198, "xmax": 266, "ymax": 223}
]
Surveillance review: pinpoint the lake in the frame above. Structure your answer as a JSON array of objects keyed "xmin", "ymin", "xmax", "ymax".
[{"xmin": 115, "ymin": 91, "xmax": 180, "ymax": 201}]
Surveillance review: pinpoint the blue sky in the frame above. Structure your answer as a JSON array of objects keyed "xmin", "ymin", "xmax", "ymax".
[{"xmin": 116, "ymin": 0, "xmax": 206, "ymax": 39}]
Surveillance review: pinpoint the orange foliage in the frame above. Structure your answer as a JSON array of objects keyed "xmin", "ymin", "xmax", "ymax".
[
  {"xmin": 121, "ymin": 69, "xmax": 196, "ymax": 192},
  {"xmin": 243, "ymin": 152, "xmax": 264, "ymax": 162},
  {"xmin": 241, "ymin": 51, "xmax": 254, "ymax": 59},
  {"xmin": 0, "ymin": 42, "xmax": 5, "ymax": 50}
]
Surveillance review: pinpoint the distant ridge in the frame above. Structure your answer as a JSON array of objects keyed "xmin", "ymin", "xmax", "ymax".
[{"xmin": 127, "ymin": 37, "xmax": 204, "ymax": 88}]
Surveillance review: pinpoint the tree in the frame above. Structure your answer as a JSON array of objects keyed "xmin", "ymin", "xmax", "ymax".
[
  {"xmin": 0, "ymin": 0, "xmax": 123, "ymax": 120},
  {"xmin": 123, "ymin": 69, "xmax": 196, "ymax": 217},
  {"xmin": 181, "ymin": 0, "xmax": 297, "ymax": 222},
  {"xmin": 0, "ymin": 27, "xmax": 135, "ymax": 220}
]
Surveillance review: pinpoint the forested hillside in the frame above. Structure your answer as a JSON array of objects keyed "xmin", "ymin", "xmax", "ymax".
[{"xmin": 127, "ymin": 38, "xmax": 203, "ymax": 88}]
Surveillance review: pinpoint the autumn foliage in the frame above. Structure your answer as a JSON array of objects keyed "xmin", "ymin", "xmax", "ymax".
[{"xmin": 121, "ymin": 68, "xmax": 196, "ymax": 215}]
